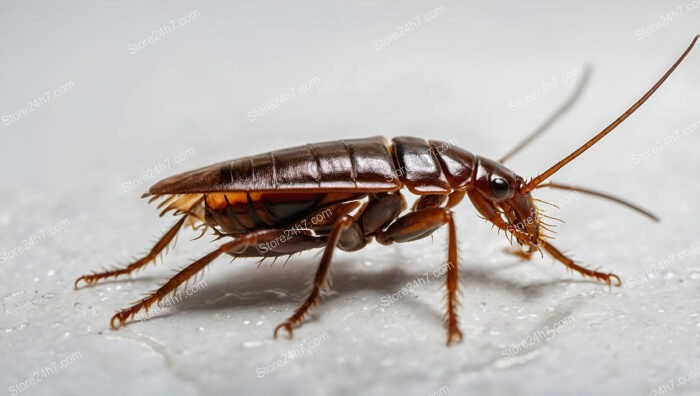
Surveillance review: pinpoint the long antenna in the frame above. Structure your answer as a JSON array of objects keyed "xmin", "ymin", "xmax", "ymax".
[
  {"xmin": 521, "ymin": 35, "xmax": 699, "ymax": 194},
  {"xmin": 500, "ymin": 65, "xmax": 592, "ymax": 163},
  {"xmin": 534, "ymin": 182, "xmax": 659, "ymax": 222}
]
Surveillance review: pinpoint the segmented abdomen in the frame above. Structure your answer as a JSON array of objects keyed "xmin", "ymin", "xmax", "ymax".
[
  {"xmin": 149, "ymin": 136, "xmax": 401, "ymax": 194},
  {"xmin": 147, "ymin": 136, "xmax": 478, "ymax": 235}
]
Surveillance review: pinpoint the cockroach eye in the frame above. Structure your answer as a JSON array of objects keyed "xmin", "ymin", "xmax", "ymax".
[{"xmin": 490, "ymin": 177, "xmax": 510, "ymax": 199}]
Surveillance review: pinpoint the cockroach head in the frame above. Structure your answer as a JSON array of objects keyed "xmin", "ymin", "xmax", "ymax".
[
  {"xmin": 468, "ymin": 157, "xmax": 541, "ymax": 247},
  {"xmin": 466, "ymin": 35, "xmax": 700, "ymax": 249}
]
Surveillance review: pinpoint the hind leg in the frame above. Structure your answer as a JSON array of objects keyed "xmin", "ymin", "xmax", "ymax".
[
  {"xmin": 75, "ymin": 216, "xmax": 187, "ymax": 288},
  {"xmin": 110, "ymin": 228, "xmax": 329, "ymax": 328}
]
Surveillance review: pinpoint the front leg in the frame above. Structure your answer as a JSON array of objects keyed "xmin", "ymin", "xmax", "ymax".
[
  {"xmin": 503, "ymin": 246, "xmax": 535, "ymax": 261},
  {"xmin": 109, "ymin": 230, "xmax": 277, "ymax": 328},
  {"xmin": 468, "ymin": 191, "xmax": 620, "ymax": 286},
  {"xmin": 376, "ymin": 207, "xmax": 463, "ymax": 346},
  {"xmin": 110, "ymin": 228, "xmax": 327, "ymax": 328}
]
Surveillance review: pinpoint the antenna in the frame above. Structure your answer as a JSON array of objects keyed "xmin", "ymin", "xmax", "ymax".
[{"xmin": 521, "ymin": 35, "xmax": 698, "ymax": 194}]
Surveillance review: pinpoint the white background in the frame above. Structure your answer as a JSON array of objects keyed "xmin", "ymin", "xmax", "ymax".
[{"xmin": 1, "ymin": 1, "xmax": 699, "ymax": 395}]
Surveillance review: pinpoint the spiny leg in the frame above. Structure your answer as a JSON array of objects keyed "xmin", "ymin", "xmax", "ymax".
[
  {"xmin": 444, "ymin": 211, "xmax": 462, "ymax": 345},
  {"xmin": 503, "ymin": 247, "xmax": 535, "ymax": 261},
  {"xmin": 539, "ymin": 239, "xmax": 621, "ymax": 286},
  {"xmin": 111, "ymin": 201, "xmax": 362, "ymax": 330},
  {"xmin": 498, "ymin": 219, "xmax": 619, "ymax": 285},
  {"xmin": 377, "ymin": 207, "xmax": 463, "ymax": 346},
  {"xmin": 470, "ymin": 192, "xmax": 620, "ymax": 286},
  {"xmin": 75, "ymin": 216, "xmax": 187, "ymax": 288},
  {"xmin": 110, "ymin": 231, "xmax": 265, "ymax": 329},
  {"xmin": 466, "ymin": 190, "xmax": 620, "ymax": 285},
  {"xmin": 273, "ymin": 215, "xmax": 354, "ymax": 338},
  {"xmin": 493, "ymin": 215, "xmax": 619, "ymax": 285}
]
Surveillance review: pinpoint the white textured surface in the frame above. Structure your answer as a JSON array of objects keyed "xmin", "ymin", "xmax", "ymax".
[{"xmin": 1, "ymin": 1, "xmax": 699, "ymax": 396}]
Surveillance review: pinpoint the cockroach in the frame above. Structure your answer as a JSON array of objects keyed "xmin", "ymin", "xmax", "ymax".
[{"xmin": 76, "ymin": 36, "xmax": 697, "ymax": 345}]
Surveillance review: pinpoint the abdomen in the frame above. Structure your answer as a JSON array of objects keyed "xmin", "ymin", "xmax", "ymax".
[
  {"xmin": 147, "ymin": 136, "xmax": 476, "ymax": 236},
  {"xmin": 149, "ymin": 136, "xmax": 402, "ymax": 194},
  {"xmin": 204, "ymin": 191, "xmax": 364, "ymax": 234}
]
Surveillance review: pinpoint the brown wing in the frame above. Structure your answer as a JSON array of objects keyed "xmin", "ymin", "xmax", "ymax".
[{"xmin": 146, "ymin": 136, "xmax": 402, "ymax": 195}]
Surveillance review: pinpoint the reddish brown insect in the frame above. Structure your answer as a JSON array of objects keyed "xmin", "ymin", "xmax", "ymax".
[{"xmin": 76, "ymin": 36, "xmax": 697, "ymax": 345}]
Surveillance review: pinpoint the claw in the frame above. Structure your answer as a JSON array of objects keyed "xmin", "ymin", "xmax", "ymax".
[
  {"xmin": 447, "ymin": 327, "xmax": 463, "ymax": 346},
  {"xmin": 74, "ymin": 276, "xmax": 88, "ymax": 289},
  {"xmin": 74, "ymin": 274, "xmax": 102, "ymax": 289},
  {"xmin": 74, "ymin": 273, "xmax": 119, "ymax": 289},
  {"xmin": 607, "ymin": 273, "xmax": 622, "ymax": 287},
  {"xmin": 110, "ymin": 306, "xmax": 141, "ymax": 330},
  {"xmin": 111, "ymin": 312, "xmax": 128, "ymax": 330},
  {"xmin": 273, "ymin": 322, "xmax": 294, "ymax": 339}
]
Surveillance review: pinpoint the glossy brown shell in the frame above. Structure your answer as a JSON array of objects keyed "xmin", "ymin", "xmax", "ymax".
[
  {"xmin": 147, "ymin": 136, "xmax": 478, "ymax": 196},
  {"xmin": 148, "ymin": 136, "xmax": 401, "ymax": 195}
]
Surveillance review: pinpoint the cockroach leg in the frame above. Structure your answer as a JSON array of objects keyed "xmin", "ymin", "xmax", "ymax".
[
  {"xmin": 110, "ymin": 230, "xmax": 269, "ymax": 329},
  {"xmin": 444, "ymin": 211, "xmax": 462, "ymax": 346},
  {"xmin": 445, "ymin": 190, "xmax": 466, "ymax": 209},
  {"xmin": 491, "ymin": 216, "xmax": 620, "ymax": 285},
  {"xmin": 469, "ymin": 190, "xmax": 621, "ymax": 286},
  {"xmin": 273, "ymin": 215, "xmax": 354, "ymax": 338},
  {"xmin": 75, "ymin": 216, "xmax": 187, "ymax": 289},
  {"xmin": 357, "ymin": 192, "xmax": 405, "ymax": 236},
  {"xmin": 539, "ymin": 240, "xmax": 621, "ymax": 286},
  {"xmin": 503, "ymin": 247, "xmax": 535, "ymax": 261},
  {"xmin": 412, "ymin": 194, "xmax": 447, "ymax": 211},
  {"xmin": 376, "ymin": 206, "xmax": 463, "ymax": 346},
  {"xmin": 494, "ymin": 216, "xmax": 619, "ymax": 285}
]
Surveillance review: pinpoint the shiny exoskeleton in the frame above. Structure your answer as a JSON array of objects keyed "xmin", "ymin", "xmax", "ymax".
[
  {"xmin": 153, "ymin": 136, "xmax": 522, "ymax": 249},
  {"xmin": 75, "ymin": 36, "xmax": 697, "ymax": 345}
]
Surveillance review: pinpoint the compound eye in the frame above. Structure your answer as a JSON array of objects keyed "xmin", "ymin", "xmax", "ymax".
[{"xmin": 490, "ymin": 177, "xmax": 510, "ymax": 200}]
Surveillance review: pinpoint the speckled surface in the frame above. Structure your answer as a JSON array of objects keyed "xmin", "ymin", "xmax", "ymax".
[{"xmin": 1, "ymin": 2, "xmax": 699, "ymax": 396}]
